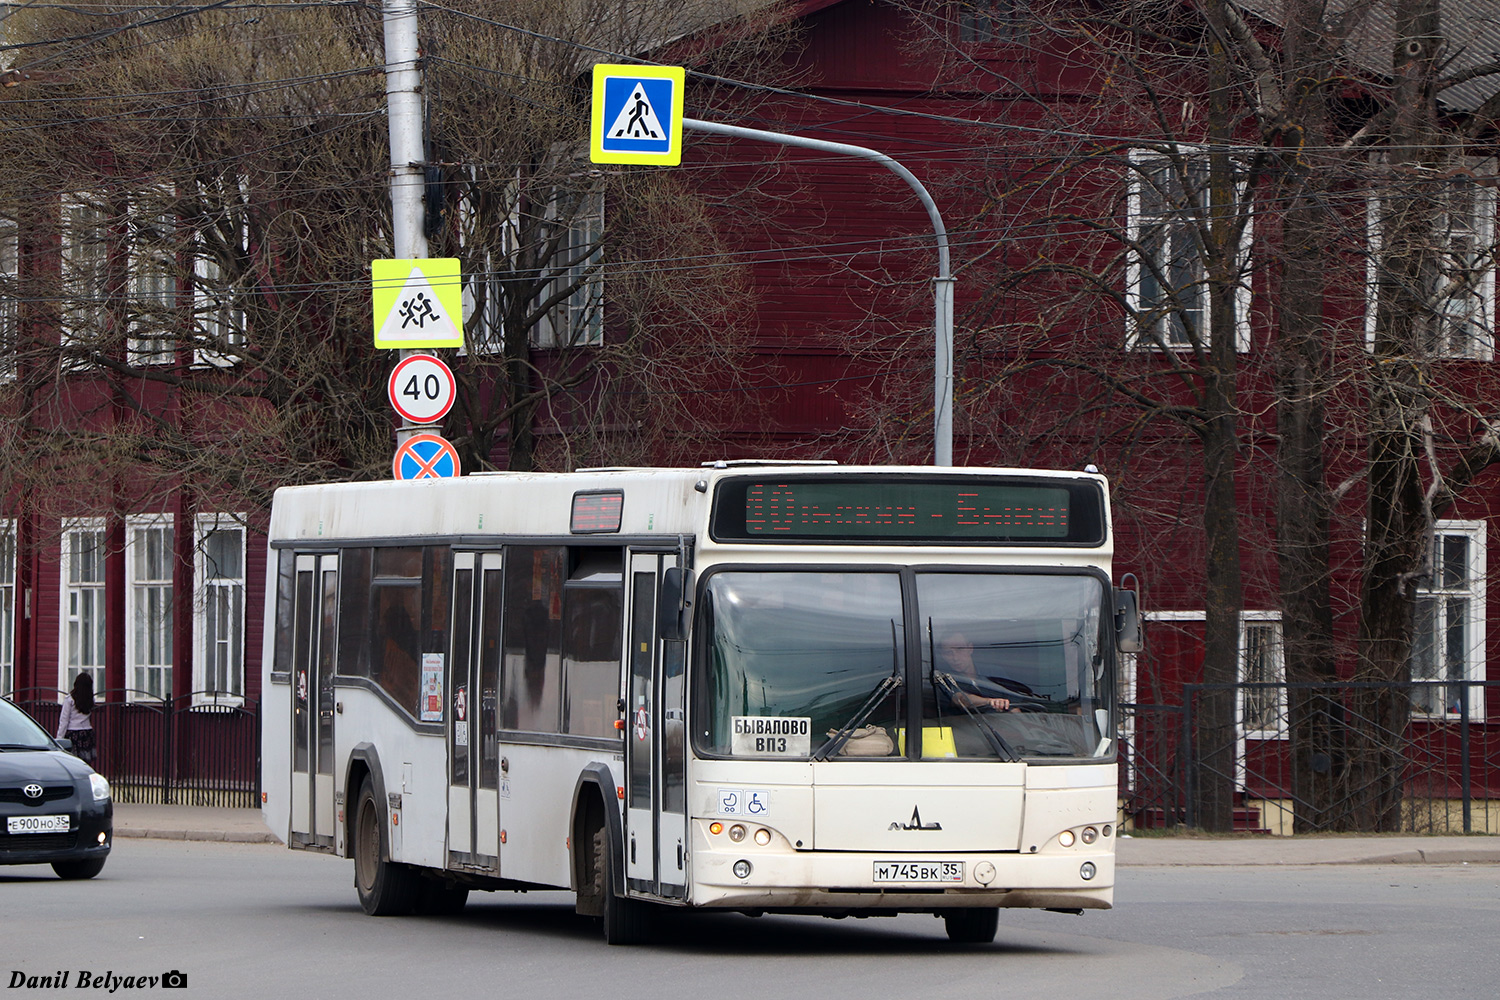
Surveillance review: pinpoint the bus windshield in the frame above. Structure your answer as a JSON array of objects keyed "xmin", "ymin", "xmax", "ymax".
[{"xmin": 697, "ymin": 570, "xmax": 1112, "ymax": 761}]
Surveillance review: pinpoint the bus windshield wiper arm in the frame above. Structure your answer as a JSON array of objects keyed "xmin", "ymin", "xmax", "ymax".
[
  {"xmin": 933, "ymin": 671, "xmax": 1019, "ymax": 762},
  {"xmin": 814, "ymin": 672, "xmax": 903, "ymax": 761}
]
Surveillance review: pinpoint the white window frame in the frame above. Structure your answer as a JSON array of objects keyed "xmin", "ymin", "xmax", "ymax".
[
  {"xmin": 193, "ymin": 188, "xmax": 249, "ymax": 367},
  {"xmin": 1237, "ymin": 612, "xmax": 1286, "ymax": 741},
  {"xmin": 0, "ymin": 518, "xmax": 14, "ymax": 698},
  {"xmin": 1365, "ymin": 161, "xmax": 1497, "ymax": 361},
  {"xmin": 0, "ymin": 215, "xmax": 16, "ymax": 383},
  {"xmin": 533, "ymin": 188, "xmax": 604, "ymax": 349},
  {"xmin": 126, "ymin": 514, "xmax": 174, "ymax": 702},
  {"xmin": 60, "ymin": 518, "xmax": 107, "ymax": 699},
  {"xmin": 459, "ymin": 169, "xmax": 520, "ymax": 357},
  {"xmin": 193, "ymin": 513, "xmax": 246, "ymax": 705},
  {"xmin": 61, "ymin": 193, "xmax": 109, "ymax": 354},
  {"xmin": 1125, "ymin": 150, "xmax": 1252, "ymax": 353},
  {"xmin": 128, "ymin": 189, "xmax": 177, "ymax": 367},
  {"xmin": 1411, "ymin": 519, "xmax": 1487, "ymax": 721}
]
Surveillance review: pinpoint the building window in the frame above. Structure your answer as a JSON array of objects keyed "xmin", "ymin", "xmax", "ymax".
[
  {"xmin": 459, "ymin": 172, "xmax": 519, "ymax": 357},
  {"xmin": 1366, "ymin": 168, "xmax": 1496, "ymax": 360},
  {"xmin": 194, "ymin": 515, "xmax": 245, "ymax": 702},
  {"xmin": 534, "ymin": 189, "xmax": 604, "ymax": 348},
  {"xmin": 127, "ymin": 515, "xmax": 174, "ymax": 701},
  {"xmin": 61, "ymin": 194, "xmax": 109, "ymax": 351},
  {"xmin": 128, "ymin": 192, "xmax": 177, "ymax": 366},
  {"xmin": 957, "ymin": 0, "xmax": 1028, "ymax": 44},
  {"xmin": 1411, "ymin": 521, "xmax": 1487, "ymax": 718},
  {"xmin": 0, "ymin": 216, "xmax": 16, "ymax": 383},
  {"xmin": 1125, "ymin": 153, "xmax": 1251, "ymax": 352},
  {"xmin": 193, "ymin": 198, "xmax": 248, "ymax": 367},
  {"xmin": 1238, "ymin": 615, "xmax": 1285, "ymax": 739},
  {"xmin": 0, "ymin": 519, "xmax": 13, "ymax": 697},
  {"xmin": 62, "ymin": 519, "xmax": 107, "ymax": 698}
]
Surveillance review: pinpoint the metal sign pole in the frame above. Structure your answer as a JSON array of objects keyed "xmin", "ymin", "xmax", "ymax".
[
  {"xmin": 682, "ymin": 117, "xmax": 955, "ymax": 466},
  {"xmin": 384, "ymin": 0, "xmax": 427, "ymax": 446}
]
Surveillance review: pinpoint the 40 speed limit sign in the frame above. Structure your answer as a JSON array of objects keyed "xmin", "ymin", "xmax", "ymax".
[{"xmin": 388, "ymin": 353, "xmax": 456, "ymax": 424}]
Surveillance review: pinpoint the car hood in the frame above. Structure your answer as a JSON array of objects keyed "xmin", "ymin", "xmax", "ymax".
[{"xmin": 0, "ymin": 749, "xmax": 89, "ymax": 784}]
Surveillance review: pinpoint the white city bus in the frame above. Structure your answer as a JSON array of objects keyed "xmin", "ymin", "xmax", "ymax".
[{"xmin": 260, "ymin": 462, "xmax": 1140, "ymax": 944}]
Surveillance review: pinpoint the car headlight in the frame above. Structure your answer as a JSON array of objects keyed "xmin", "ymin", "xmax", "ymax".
[{"xmin": 89, "ymin": 773, "xmax": 110, "ymax": 802}]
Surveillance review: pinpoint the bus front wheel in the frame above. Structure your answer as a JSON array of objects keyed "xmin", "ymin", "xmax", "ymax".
[
  {"xmin": 595, "ymin": 827, "xmax": 652, "ymax": 945},
  {"xmin": 354, "ymin": 779, "xmax": 420, "ymax": 916},
  {"xmin": 941, "ymin": 907, "xmax": 999, "ymax": 944}
]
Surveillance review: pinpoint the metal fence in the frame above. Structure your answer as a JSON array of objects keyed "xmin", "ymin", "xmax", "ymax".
[
  {"xmin": 1120, "ymin": 681, "xmax": 1500, "ymax": 835},
  {"xmin": 10, "ymin": 688, "xmax": 260, "ymax": 808}
]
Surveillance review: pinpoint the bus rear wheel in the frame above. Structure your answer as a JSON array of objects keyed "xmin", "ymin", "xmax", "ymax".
[
  {"xmin": 354, "ymin": 779, "xmax": 420, "ymax": 916},
  {"xmin": 942, "ymin": 907, "xmax": 999, "ymax": 944},
  {"xmin": 595, "ymin": 827, "xmax": 652, "ymax": 945}
]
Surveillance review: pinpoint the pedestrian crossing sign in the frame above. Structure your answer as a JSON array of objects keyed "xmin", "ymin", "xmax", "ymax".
[
  {"xmin": 591, "ymin": 64, "xmax": 685, "ymax": 166},
  {"xmin": 372, "ymin": 258, "xmax": 464, "ymax": 349}
]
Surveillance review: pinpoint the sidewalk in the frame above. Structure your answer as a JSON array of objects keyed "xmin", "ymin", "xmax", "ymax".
[{"xmin": 110, "ymin": 804, "xmax": 1500, "ymax": 864}]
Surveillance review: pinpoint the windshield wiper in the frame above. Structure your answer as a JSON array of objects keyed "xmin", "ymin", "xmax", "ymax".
[
  {"xmin": 814, "ymin": 621, "xmax": 904, "ymax": 761},
  {"xmin": 933, "ymin": 671, "xmax": 1020, "ymax": 762}
]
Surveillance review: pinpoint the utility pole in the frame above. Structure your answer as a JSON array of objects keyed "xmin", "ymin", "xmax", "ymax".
[{"xmin": 384, "ymin": 0, "xmax": 426, "ymax": 444}]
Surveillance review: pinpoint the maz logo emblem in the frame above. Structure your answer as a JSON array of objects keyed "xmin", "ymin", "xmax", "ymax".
[
  {"xmin": 22, "ymin": 783, "xmax": 43, "ymax": 800},
  {"xmin": 889, "ymin": 806, "xmax": 942, "ymax": 831}
]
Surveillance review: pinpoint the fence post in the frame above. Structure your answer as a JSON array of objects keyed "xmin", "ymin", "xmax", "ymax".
[
  {"xmin": 1459, "ymin": 681, "xmax": 1472, "ymax": 835},
  {"xmin": 161, "ymin": 699, "xmax": 173, "ymax": 805},
  {"xmin": 1182, "ymin": 686, "xmax": 1196, "ymax": 829}
]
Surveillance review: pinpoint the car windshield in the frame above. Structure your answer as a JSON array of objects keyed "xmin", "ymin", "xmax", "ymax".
[
  {"xmin": 696, "ymin": 570, "xmax": 1113, "ymax": 761},
  {"xmin": 0, "ymin": 699, "xmax": 56, "ymax": 750}
]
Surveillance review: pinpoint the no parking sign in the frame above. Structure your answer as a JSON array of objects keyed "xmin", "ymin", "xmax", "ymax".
[{"xmin": 393, "ymin": 433, "xmax": 461, "ymax": 480}]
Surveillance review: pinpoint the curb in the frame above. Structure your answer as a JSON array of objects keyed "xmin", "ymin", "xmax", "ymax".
[{"xmin": 114, "ymin": 828, "xmax": 281, "ymax": 844}]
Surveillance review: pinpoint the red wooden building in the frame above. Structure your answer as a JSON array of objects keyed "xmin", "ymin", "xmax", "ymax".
[{"xmin": 2, "ymin": 0, "xmax": 1498, "ymax": 825}]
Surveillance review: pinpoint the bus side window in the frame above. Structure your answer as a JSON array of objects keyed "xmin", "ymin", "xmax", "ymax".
[
  {"xmin": 502, "ymin": 546, "xmax": 565, "ymax": 733},
  {"xmin": 562, "ymin": 584, "xmax": 622, "ymax": 738},
  {"xmin": 337, "ymin": 548, "xmax": 373, "ymax": 680},
  {"xmin": 272, "ymin": 550, "xmax": 296, "ymax": 678}
]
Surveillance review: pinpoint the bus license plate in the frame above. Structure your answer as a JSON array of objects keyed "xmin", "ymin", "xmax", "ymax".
[
  {"xmin": 7, "ymin": 814, "xmax": 69, "ymax": 834},
  {"xmin": 872, "ymin": 860, "xmax": 964, "ymax": 883}
]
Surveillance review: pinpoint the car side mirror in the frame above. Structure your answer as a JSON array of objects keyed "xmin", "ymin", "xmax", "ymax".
[
  {"xmin": 56, "ymin": 737, "xmax": 73, "ymax": 752},
  {"xmin": 658, "ymin": 567, "xmax": 694, "ymax": 640},
  {"xmin": 1114, "ymin": 587, "xmax": 1143, "ymax": 653}
]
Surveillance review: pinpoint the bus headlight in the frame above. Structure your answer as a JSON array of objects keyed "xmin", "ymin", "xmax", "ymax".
[
  {"xmin": 728, "ymin": 824, "xmax": 746, "ymax": 843},
  {"xmin": 1058, "ymin": 830, "xmax": 1076, "ymax": 848},
  {"xmin": 1080, "ymin": 862, "xmax": 1097, "ymax": 881},
  {"xmin": 732, "ymin": 860, "xmax": 752, "ymax": 879},
  {"xmin": 753, "ymin": 828, "xmax": 771, "ymax": 846},
  {"xmin": 1081, "ymin": 826, "xmax": 1098, "ymax": 845}
]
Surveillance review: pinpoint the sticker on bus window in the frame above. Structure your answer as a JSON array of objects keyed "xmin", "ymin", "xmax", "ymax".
[
  {"xmin": 420, "ymin": 653, "xmax": 444, "ymax": 722},
  {"xmin": 731, "ymin": 716, "xmax": 811, "ymax": 757}
]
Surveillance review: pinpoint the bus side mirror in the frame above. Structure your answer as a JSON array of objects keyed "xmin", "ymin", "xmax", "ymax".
[
  {"xmin": 1114, "ymin": 587, "xmax": 1143, "ymax": 653},
  {"xmin": 658, "ymin": 567, "xmax": 693, "ymax": 640}
]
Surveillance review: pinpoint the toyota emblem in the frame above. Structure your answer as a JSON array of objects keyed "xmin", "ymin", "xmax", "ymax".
[{"xmin": 22, "ymin": 783, "xmax": 43, "ymax": 800}]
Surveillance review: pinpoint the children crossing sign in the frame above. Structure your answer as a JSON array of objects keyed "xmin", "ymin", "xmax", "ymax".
[
  {"xmin": 373, "ymin": 258, "xmax": 464, "ymax": 349},
  {"xmin": 590, "ymin": 64, "xmax": 685, "ymax": 166}
]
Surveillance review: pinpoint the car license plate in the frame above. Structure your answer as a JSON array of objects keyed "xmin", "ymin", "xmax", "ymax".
[
  {"xmin": 872, "ymin": 860, "xmax": 964, "ymax": 883},
  {"xmin": 7, "ymin": 815, "xmax": 70, "ymax": 835}
]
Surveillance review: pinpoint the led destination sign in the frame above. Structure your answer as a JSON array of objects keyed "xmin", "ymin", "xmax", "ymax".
[{"xmin": 712, "ymin": 477, "xmax": 1106, "ymax": 544}]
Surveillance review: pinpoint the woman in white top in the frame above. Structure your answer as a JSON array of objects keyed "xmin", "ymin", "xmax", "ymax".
[{"xmin": 56, "ymin": 673, "xmax": 97, "ymax": 765}]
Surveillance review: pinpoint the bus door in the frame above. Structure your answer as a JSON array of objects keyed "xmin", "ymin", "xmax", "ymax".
[
  {"xmin": 624, "ymin": 551, "xmax": 688, "ymax": 898},
  {"xmin": 290, "ymin": 553, "xmax": 338, "ymax": 851},
  {"xmin": 447, "ymin": 551, "xmax": 503, "ymax": 871}
]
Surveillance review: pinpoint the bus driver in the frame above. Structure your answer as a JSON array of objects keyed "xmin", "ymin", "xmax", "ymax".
[{"xmin": 937, "ymin": 632, "xmax": 1016, "ymax": 713}]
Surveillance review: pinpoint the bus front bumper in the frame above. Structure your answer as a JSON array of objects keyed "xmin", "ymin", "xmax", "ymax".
[{"xmin": 687, "ymin": 844, "xmax": 1115, "ymax": 911}]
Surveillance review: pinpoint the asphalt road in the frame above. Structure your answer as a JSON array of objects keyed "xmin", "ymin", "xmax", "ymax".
[{"xmin": 3, "ymin": 839, "xmax": 1497, "ymax": 999}]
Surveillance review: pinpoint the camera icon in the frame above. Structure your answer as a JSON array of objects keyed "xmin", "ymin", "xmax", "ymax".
[{"xmin": 161, "ymin": 970, "xmax": 188, "ymax": 989}]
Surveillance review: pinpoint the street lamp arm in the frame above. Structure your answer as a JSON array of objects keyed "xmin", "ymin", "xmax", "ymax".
[{"xmin": 682, "ymin": 117, "xmax": 955, "ymax": 465}]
